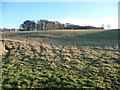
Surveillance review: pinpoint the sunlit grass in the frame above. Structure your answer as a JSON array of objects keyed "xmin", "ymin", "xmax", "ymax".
[{"xmin": 1, "ymin": 29, "xmax": 120, "ymax": 89}]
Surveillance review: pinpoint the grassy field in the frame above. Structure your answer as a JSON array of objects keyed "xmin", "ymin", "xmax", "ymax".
[
  {"xmin": 2, "ymin": 29, "xmax": 119, "ymax": 48},
  {"xmin": 1, "ymin": 29, "xmax": 120, "ymax": 89}
]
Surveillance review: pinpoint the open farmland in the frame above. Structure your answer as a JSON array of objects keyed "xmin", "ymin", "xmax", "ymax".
[
  {"xmin": 1, "ymin": 29, "xmax": 120, "ymax": 89},
  {"xmin": 2, "ymin": 29, "xmax": 119, "ymax": 47}
]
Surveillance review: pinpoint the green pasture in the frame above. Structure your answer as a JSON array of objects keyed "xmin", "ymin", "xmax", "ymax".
[{"xmin": 2, "ymin": 29, "xmax": 119, "ymax": 48}]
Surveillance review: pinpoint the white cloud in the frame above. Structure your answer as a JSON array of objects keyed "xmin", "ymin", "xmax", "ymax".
[{"xmin": 50, "ymin": 17, "xmax": 118, "ymax": 29}]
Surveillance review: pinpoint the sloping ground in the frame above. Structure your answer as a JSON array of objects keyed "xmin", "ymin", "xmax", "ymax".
[
  {"xmin": 2, "ymin": 30, "xmax": 118, "ymax": 48},
  {"xmin": 1, "ymin": 40, "xmax": 120, "ymax": 89}
]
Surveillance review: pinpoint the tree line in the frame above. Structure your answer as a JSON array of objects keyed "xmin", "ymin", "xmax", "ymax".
[
  {"xmin": 19, "ymin": 19, "xmax": 103, "ymax": 31},
  {"xmin": 0, "ymin": 19, "xmax": 104, "ymax": 32}
]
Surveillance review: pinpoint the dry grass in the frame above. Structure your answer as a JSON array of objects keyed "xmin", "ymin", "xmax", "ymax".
[{"xmin": 1, "ymin": 29, "xmax": 120, "ymax": 89}]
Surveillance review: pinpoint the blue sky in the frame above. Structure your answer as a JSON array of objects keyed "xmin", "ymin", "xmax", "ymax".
[{"xmin": 1, "ymin": 2, "xmax": 118, "ymax": 29}]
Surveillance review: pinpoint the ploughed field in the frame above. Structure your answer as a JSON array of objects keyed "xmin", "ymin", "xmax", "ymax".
[{"xmin": 1, "ymin": 29, "xmax": 120, "ymax": 89}]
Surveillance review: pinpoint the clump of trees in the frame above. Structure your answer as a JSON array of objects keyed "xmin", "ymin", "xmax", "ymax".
[
  {"xmin": 19, "ymin": 19, "xmax": 103, "ymax": 31},
  {"xmin": 20, "ymin": 20, "xmax": 36, "ymax": 31},
  {"xmin": 20, "ymin": 20, "xmax": 65, "ymax": 31}
]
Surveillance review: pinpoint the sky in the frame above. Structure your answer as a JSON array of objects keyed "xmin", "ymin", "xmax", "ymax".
[{"xmin": 1, "ymin": 2, "xmax": 119, "ymax": 29}]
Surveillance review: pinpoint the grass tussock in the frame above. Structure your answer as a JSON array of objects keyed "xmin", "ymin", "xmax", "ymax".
[{"xmin": 1, "ymin": 40, "xmax": 120, "ymax": 89}]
